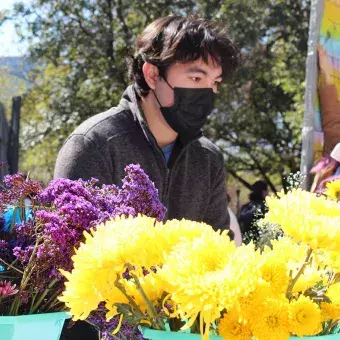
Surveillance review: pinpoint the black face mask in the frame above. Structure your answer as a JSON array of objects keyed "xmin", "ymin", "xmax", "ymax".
[{"xmin": 153, "ymin": 79, "xmax": 215, "ymax": 138}]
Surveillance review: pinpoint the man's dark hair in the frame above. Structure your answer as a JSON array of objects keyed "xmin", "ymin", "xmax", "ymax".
[
  {"xmin": 252, "ymin": 180, "xmax": 268, "ymax": 194},
  {"xmin": 128, "ymin": 15, "xmax": 241, "ymax": 97}
]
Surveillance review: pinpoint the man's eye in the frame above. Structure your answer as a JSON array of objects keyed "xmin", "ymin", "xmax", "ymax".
[
  {"xmin": 212, "ymin": 81, "xmax": 221, "ymax": 86},
  {"xmin": 191, "ymin": 77, "xmax": 201, "ymax": 82}
]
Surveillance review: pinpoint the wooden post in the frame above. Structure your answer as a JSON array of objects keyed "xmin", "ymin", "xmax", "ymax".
[
  {"xmin": 7, "ymin": 96, "xmax": 21, "ymax": 174},
  {"xmin": 0, "ymin": 102, "xmax": 9, "ymax": 181},
  {"xmin": 300, "ymin": 0, "xmax": 324, "ymax": 189}
]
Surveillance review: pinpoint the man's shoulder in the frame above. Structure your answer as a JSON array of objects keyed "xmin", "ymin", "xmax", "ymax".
[
  {"xmin": 192, "ymin": 136, "xmax": 223, "ymax": 161},
  {"xmin": 70, "ymin": 107, "xmax": 136, "ymax": 146}
]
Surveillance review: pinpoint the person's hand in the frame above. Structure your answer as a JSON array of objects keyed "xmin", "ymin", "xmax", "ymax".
[{"xmin": 318, "ymin": 45, "xmax": 333, "ymax": 85}]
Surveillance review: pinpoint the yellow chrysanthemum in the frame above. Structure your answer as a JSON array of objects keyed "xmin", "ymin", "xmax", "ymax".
[
  {"xmin": 159, "ymin": 233, "xmax": 257, "ymax": 339},
  {"xmin": 257, "ymin": 253, "xmax": 290, "ymax": 294},
  {"xmin": 59, "ymin": 267, "xmax": 127, "ymax": 320},
  {"xmin": 320, "ymin": 249, "xmax": 340, "ymax": 272},
  {"xmin": 288, "ymin": 295, "xmax": 322, "ymax": 337},
  {"xmin": 269, "ymin": 237, "xmax": 308, "ymax": 268},
  {"xmin": 236, "ymin": 280, "xmax": 274, "ymax": 324},
  {"xmin": 292, "ymin": 266, "xmax": 323, "ymax": 294},
  {"xmin": 60, "ymin": 215, "xmax": 167, "ymax": 320},
  {"xmin": 265, "ymin": 189, "xmax": 340, "ymax": 251},
  {"xmin": 71, "ymin": 215, "xmax": 164, "ymax": 274},
  {"xmin": 123, "ymin": 271, "xmax": 163, "ymax": 314},
  {"xmin": 60, "ymin": 215, "xmax": 230, "ymax": 323},
  {"xmin": 321, "ymin": 303, "xmax": 340, "ymax": 322},
  {"xmin": 321, "ymin": 283, "xmax": 340, "ymax": 322},
  {"xmin": 325, "ymin": 179, "xmax": 340, "ymax": 200},
  {"xmin": 218, "ymin": 310, "xmax": 252, "ymax": 340},
  {"xmin": 251, "ymin": 297, "xmax": 290, "ymax": 340},
  {"xmin": 156, "ymin": 218, "xmax": 220, "ymax": 261}
]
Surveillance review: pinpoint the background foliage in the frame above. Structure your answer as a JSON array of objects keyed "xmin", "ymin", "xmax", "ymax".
[{"xmin": 0, "ymin": 0, "xmax": 310, "ymax": 195}]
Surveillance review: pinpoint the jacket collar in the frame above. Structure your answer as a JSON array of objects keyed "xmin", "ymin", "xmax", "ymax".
[{"xmin": 118, "ymin": 84, "xmax": 203, "ymax": 146}]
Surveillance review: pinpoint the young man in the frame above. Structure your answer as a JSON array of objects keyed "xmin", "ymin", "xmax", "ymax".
[{"xmin": 54, "ymin": 15, "xmax": 239, "ymax": 235}]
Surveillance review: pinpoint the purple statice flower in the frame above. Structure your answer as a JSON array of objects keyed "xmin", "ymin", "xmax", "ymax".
[
  {"xmin": 15, "ymin": 220, "xmax": 35, "ymax": 245},
  {"xmin": 3, "ymin": 173, "xmax": 26, "ymax": 189},
  {"xmin": 118, "ymin": 164, "xmax": 166, "ymax": 221},
  {"xmin": 0, "ymin": 239, "xmax": 8, "ymax": 251},
  {"xmin": 1, "ymin": 174, "xmax": 41, "ymax": 208},
  {"xmin": 19, "ymin": 290, "xmax": 29, "ymax": 304},
  {"xmin": 33, "ymin": 210, "xmax": 80, "ymax": 277},
  {"xmin": 39, "ymin": 178, "xmax": 93, "ymax": 205},
  {"xmin": 46, "ymin": 219, "xmax": 78, "ymax": 246},
  {"xmin": 88, "ymin": 310, "xmax": 145, "ymax": 340},
  {"xmin": 20, "ymin": 179, "xmax": 42, "ymax": 198},
  {"xmin": 13, "ymin": 245, "xmax": 34, "ymax": 262},
  {"xmin": 0, "ymin": 192, "xmax": 15, "ymax": 212},
  {"xmin": 56, "ymin": 194, "xmax": 100, "ymax": 230}
]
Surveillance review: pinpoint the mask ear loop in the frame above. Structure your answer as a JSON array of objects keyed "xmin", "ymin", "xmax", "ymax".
[
  {"xmin": 162, "ymin": 77, "xmax": 174, "ymax": 90},
  {"xmin": 152, "ymin": 89, "xmax": 163, "ymax": 108},
  {"xmin": 152, "ymin": 77, "xmax": 173, "ymax": 108}
]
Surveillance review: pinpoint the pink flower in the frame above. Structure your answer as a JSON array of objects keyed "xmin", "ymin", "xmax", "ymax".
[
  {"xmin": 0, "ymin": 281, "xmax": 19, "ymax": 297},
  {"xmin": 310, "ymin": 155, "xmax": 338, "ymax": 174}
]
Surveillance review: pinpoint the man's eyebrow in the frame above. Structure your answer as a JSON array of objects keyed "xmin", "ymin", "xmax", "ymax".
[
  {"xmin": 186, "ymin": 67, "xmax": 208, "ymax": 75},
  {"xmin": 186, "ymin": 66, "xmax": 223, "ymax": 79}
]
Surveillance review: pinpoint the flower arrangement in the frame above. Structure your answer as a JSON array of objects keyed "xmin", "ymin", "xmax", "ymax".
[
  {"xmin": 0, "ymin": 164, "xmax": 165, "ymax": 339},
  {"xmin": 60, "ymin": 179, "xmax": 340, "ymax": 340}
]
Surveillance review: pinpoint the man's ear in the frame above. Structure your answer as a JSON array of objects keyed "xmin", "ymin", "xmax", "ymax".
[{"xmin": 142, "ymin": 62, "xmax": 159, "ymax": 90}]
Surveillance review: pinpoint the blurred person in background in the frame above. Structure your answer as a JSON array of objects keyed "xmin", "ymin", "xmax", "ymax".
[{"xmin": 238, "ymin": 180, "xmax": 268, "ymax": 244}]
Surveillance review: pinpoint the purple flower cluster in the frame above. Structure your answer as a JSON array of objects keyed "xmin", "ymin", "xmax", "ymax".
[
  {"xmin": 0, "ymin": 239, "xmax": 8, "ymax": 251},
  {"xmin": 2, "ymin": 164, "xmax": 166, "ymax": 287},
  {"xmin": 88, "ymin": 310, "xmax": 146, "ymax": 340},
  {"xmin": 117, "ymin": 164, "xmax": 167, "ymax": 221},
  {"xmin": 0, "ymin": 173, "xmax": 42, "ymax": 213}
]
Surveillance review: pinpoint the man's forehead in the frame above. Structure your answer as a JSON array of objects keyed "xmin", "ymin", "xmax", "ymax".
[{"xmin": 177, "ymin": 59, "xmax": 223, "ymax": 77}]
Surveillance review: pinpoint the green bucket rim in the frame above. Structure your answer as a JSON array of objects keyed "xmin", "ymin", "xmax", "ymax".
[{"xmin": 0, "ymin": 312, "xmax": 71, "ymax": 324}]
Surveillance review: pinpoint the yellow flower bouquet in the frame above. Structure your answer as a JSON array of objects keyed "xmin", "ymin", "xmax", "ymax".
[{"xmin": 59, "ymin": 179, "xmax": 340, "ymax": 340}]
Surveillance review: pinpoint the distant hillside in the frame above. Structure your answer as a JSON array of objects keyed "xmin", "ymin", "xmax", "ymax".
[{"xmin": 0, "ymin": 56, "xmax": 33, "ymax": 80}]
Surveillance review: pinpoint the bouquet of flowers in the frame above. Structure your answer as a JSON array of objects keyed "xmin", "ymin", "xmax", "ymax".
[
  {"xmin": 0, "ymin": 164, "xmax": 165, "ymax": 339},
  {"xmin": 60, "ymin": 179, "xmax": 340, "ymax": 340}
]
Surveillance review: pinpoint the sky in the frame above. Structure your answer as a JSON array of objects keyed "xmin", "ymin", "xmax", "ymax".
[{"xmin": 0, "ymin": 0, "xmax": 30, "ymax": 57}]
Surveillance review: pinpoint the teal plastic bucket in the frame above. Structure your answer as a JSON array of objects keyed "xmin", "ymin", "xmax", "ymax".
[
  {"xmin": 290, "ymin": 336, "xmax": 340, "ymax": 339},
  {"xmin": 140, "ymin": 328, "xmax": 340, "ymax": 340},
  {"xmin": 140, "ymin": 328, "xmax": 222, "ymax": 339},
  {"xmin": 0, "ymin": 312, "xmax": 71, "ymax": 340}
]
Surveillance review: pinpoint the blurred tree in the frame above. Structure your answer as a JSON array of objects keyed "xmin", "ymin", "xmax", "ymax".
[
  {"xmin": 201, "ymin": 0, "xmax": 309, "ymax": 193},
  {"xmin": 13, "ymin": 0, "xmax": 195, "ymax": 181},
  {"xmin": 12, "ymin": 0, "xmax": 309, "ymax": 189}
]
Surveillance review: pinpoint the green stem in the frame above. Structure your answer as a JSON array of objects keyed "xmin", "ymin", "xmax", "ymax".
[
  {"xmin": 131, "ymin": 273, "xmax": 166, "ymax": 331},
  {"xmin": 29, "ymin": 291, "xmax": 38, "ymax": 313},
  {"xmin": 40, "ymin": 288, "xmax": 62, "ymax": 312},
  {"xmin": 286, "ymin": 247, "xmax": 313, "ymax": 299},
  {"xmin": 30, "ymin": 278, "xmax": 58, "ymax": 314},
  {"xmin": 114, "ymin": 277, "xmax": 145, "ymax": 318},
  {"xmin": 0, "ymin": 258, "xmax": 23, "ymax": 275},
  {"xmin": 9, "ymin": 237, "xmax": 41, "ymax": 315}
]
